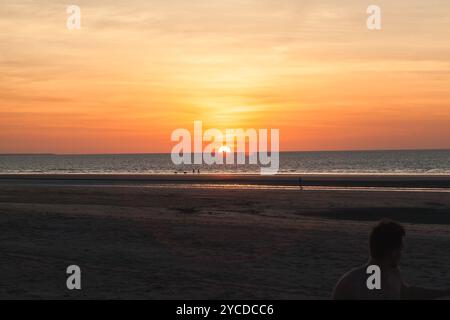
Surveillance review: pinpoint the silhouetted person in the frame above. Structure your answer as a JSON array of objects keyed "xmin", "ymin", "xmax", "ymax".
[
  {"xmin": 332, "ymin": 219, "xmax": 450, "ymax": 299},
  {"xmin": 197, "ymin": 169, "xmax": 200, "ymax": 174}
]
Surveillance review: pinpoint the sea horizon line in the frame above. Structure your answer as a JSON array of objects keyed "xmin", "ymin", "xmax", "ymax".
[{"xmin": 0, "ymin": 148, "xmax": 449, "ymax": 156}]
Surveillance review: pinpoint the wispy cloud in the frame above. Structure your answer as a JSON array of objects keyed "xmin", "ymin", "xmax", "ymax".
[{"xmin": 1, "ymin": 0, "xmax": 450, "ymax": 152}]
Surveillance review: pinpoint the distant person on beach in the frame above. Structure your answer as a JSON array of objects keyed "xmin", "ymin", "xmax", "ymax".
[{"xmin": 332, "ymin": 219, "xmax": 450, "ymax": 300}]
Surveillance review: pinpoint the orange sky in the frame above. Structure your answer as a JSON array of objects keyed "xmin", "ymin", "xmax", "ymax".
[{"xmin": 1, "ymin": 0, "xmax": 450, "ymax": 153}]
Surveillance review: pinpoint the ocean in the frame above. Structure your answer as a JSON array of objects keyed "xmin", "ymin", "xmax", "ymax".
[{"xmin": 0, "ymin": 149, "xmax": 449, "ymax": 174}]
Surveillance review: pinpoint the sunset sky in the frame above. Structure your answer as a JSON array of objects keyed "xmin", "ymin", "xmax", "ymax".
[{"xmin": 1, "ymin": 0, "xmax": 450, "ymax": 153}]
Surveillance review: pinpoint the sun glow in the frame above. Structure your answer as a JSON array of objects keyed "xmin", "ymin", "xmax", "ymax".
[
  {"xmin": 1, "ymin": 1, "xmax": 450, "ymax": 153},
  {"xmin": 218, "ymin": 145, "xmax": 232, "ymax": 153}
]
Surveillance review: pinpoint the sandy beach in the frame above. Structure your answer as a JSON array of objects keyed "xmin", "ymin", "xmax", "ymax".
[
  {"xmin": 3, "ymin": 0, "xmax": 450, "ymax": 303},
  {"xmin": 1, "ymin": 174, "xmax": 450, "ymax": 299}
]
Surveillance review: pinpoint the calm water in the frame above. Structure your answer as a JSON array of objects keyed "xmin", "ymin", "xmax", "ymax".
[{"xmin": 0, "ymin": 150, "xmax": 449, "ymax": 174}]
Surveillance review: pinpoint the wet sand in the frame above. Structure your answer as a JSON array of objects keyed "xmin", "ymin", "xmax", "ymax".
[
  {"xmin": 0, "ymin": 175, "xmax": 450, "ymax": 299},
  {"xmin": 1, "ymin": 173, "xmax": 450, "ymax": 188}
]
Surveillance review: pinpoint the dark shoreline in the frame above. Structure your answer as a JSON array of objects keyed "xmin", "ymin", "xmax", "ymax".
[
  {"xmin": 1, "ymin": 183, "xmax": 450, "ymax": 299},
  {"xmin": 1, "ymin": 173, "xmax": 450, "ymax": 188}
]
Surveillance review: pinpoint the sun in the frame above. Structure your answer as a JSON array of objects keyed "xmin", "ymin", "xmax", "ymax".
[{"xmin": 218, "ymin": 145, "xmax": 232, "ymax": 153}]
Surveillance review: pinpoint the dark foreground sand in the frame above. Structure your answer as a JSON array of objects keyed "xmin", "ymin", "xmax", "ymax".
[{"xmin": 1, "ymin": 177, "xmax": 450, "ymax": 299}]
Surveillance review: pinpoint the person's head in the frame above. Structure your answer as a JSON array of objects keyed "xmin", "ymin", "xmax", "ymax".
[{"xmin": 369, "ymin": 219, "xmax": 405, "ymax": 266}]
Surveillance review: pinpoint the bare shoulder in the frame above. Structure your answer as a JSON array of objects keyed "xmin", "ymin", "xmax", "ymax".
[
  {"xmin": 338, "ymin": 265, "xmax": 367, "ymax": 285},
  {"xmin": 332, "ymin": 266, "xmax": 367, "ymax": 299}
]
